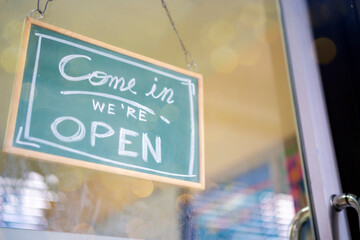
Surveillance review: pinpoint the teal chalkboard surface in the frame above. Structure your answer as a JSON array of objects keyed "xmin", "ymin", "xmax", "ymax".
[{"xmin": 4, "ymin": 18, "xmax": 204, "ymax": 189}]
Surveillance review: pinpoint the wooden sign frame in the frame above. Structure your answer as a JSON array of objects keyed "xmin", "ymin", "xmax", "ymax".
[{"xmin": 4, "ymin": 17, "xmax": 205, "ymax": 189}]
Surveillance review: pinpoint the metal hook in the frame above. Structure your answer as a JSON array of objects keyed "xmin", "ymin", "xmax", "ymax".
[
  {"xmin": 30, "ymin": 0, "xmax": 53, "ymax": 20},
  {"xmin": 331, "ymin": 193, "xmax": 360, "ymax": 231},
  {"xmin": 289, "ymin": 206, "xmax": 310, "ymax": 240},
  {"xmin": 30, "ymin": 9, "xmax": 44, "ymax": 20},
  {"xmin": 185, "ymin": 51, "xmax": 198, "ymax": 72},
  {"xmin": 187, "ymin": 62, "xmax": 198, "ymax": 72}
]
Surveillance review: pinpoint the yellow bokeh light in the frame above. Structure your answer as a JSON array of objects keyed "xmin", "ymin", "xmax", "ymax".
[
  {"xmin": 98, "ymin": 172, "xmax": 131, "ymax": 193},
  {"xmin": 87, "ymin": 173, "xmax": 136, "ymax": 211},
  {"xmin": 314, "ymin": 37, "xmax": 337, "ymax": 64},
  {"xmin": 208, "ymin": 20, "xmax": 236, "ymax": 45},
  {"xmin": 85, "ymin": 176, "xmax": 128, "ymax": 219},
  {"xmin": 239, "ymin": 3, "xmax": 266, "ymax": 28},
  {"xmin": 0, "ymin": 46, "xmax": 18, "ymax": 73},
  {"xmin": 132, "ymin": 178, "xmax": 154, "ymax": 198},
  {"xmin": 211, "ymin": 46, "xmax": 238, "ymax": 74},
  {"xmin": 2, "ymin": 20, "xmax": 23, "ymax": 45}
]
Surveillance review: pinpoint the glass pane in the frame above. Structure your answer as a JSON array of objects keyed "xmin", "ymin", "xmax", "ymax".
[{"xmin": 0, "ymin": 0, "xmax": 315, "ymax": 239}]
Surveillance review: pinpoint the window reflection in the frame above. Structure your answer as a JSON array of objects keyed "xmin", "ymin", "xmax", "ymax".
[
  {"xmin": 181, "ymin": 142, "xmax": 305, "ymax": 240},
  {"xmin": 0, "ymin": 172, "xmax": 60, "ymax": 230},
  {"xmin": 0, "ymin": 139, "xmax": 306, "ymax": 239},
  {"xmin": 189, "ymin": 166, "xmax": 294, "ymax": 239}
]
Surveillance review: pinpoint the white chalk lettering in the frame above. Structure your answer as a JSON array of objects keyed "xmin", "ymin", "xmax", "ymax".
[
  {"xmin": 109, "ymin": 77, "xmax": 137, "ymax": 95},
  {"xmin": 92, "ymin": 99, "xmax": 105, "ymax": 112},
  {"xmin": 59, "ymin": 54, "xmax": 137, "ymax": 95},
  {"xmin": 118, "ymin": 128, "xmax": 139, "ymax": 157},
  {"xmin": 50, "ymin": 116, "xmax": 86, "ymax": 142},
  {"xmin": 145, "ymin": 77, "xmax": 174, "ymax": 104},
  {"xmin": 142, "ymin": 133, "xmax": 161, "ymax": 163},
  {"xmin": 127, "ymin": 106, "xmax": 137, "ymax": 119},
  {"xmin": 59, "ymin": 55, "xmax": 91, "ymax": 81},
  {"xmin": 107, "ymin": 103, "xmax": 115, "ymax": 115},
  {"xmin": 90, "ymin": 121, "xmax": 115, "ymax": 147},
  {"xmin": 49, "ymin": 116, "xmax": 162, "ymax": 164},
  {"xmin": 138, "ymin": 109, "xmax": 146, "ymax": 122},
  {"xmin": 89, "ymin": 71, "xmax": 109, "ymax": 86}
]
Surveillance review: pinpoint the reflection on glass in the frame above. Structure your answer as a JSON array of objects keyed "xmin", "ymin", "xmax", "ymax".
[
  {"xmin": 0, "ymin": 172, "xmax": 60, "ymax": 230},
  {"xmin": 182, "ymin": 162, "xmax": 298, "ymax": 239}
]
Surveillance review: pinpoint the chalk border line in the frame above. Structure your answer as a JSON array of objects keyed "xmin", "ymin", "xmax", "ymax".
[{"xmin": 17, "ymin": 30, "xmax": 197, "ymax": 179}]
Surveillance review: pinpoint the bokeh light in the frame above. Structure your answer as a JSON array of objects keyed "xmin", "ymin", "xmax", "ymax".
[
  {"xmin": 208, "ymin": 20, "xmax": 236, "ymax": 45},
  {"xmin": 238, "ymin": 3, "xmax": 266, "ymax": 28},
  {"xmin": 131, "ymin": 178, "xmax": 154, "ymax": 198},
  {"xmin": 314, "ymin": 37, "xmax": 337, "ymax": 64},
  {"xmin": 211, "ymin": 46, "xmax": 238, "ymax": 73},
  {"xmin": 88, "ymin": 173, "xmax": 135, "ymax": 212},
  {"xmin": 2, "ymin": 20, "xmax": 23, "ymax": 45}
]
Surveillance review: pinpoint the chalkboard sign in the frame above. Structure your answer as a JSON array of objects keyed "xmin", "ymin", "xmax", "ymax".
[{"xmin": 4, "ymin": 17, "xmax": 204, "ymax": 189}]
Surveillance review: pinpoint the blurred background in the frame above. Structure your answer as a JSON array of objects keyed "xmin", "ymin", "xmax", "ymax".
[{"xmin": 0, "ymin": 0, "xmax": 311, "ymax": 239}]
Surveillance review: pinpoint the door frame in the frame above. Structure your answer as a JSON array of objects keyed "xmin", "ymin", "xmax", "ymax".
[{"xmin": 279, "ymin": 0, "xmax": 350, "ymax": 239}]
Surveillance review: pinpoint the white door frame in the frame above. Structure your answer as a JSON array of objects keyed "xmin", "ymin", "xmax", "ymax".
[{"xmin": 279, "ymin": 0, "xmax": 350, "ymax": 239}]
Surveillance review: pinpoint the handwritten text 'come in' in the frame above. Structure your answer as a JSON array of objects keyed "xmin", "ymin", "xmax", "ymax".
[{"xmin": 50, "ymin": 54, "xmax": 176, "ymax": 164}]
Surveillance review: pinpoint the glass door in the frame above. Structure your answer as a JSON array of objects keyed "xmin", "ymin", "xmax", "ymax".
[
  {"xmin": 0, "ymin": 0, "xmax": 319, "ymax": 239},
  {"xmin": 282, "ymin": 0, "xmax": 360, "ymax": 239},
  {"xmin": 281, "ymin": 0, "xmax": 357, "ymax": 239}
]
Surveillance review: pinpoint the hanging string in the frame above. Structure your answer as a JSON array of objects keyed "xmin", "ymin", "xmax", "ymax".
[
  {"xmin": 30, "ymin": 0, "xmax": 53, "ymax": 20},
  {"xmin": 28, "ymin": 0, "xmax": 197, "ymax": 71},
  {"xmin": 161, "ymin": 0, "xmax": 198, "ymax": 72}
]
